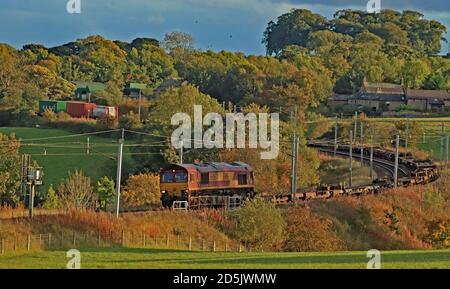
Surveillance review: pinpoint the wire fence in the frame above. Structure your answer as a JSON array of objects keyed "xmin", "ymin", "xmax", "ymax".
[{"xmin": 0, "ymin": 230, "xmax": 246, "ymax": 256}]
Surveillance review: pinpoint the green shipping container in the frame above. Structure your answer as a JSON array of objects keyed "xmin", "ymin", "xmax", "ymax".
[{"xmin": 39, "ymin": 100, "xmax": 67, "ymax": 114}]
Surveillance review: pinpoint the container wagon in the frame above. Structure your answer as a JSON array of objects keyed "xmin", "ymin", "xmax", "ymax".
[
  {"xmin": 38, "ymin": 100, "xmax": 67, "ymax": 115},
  {"xmin": 66, "ymin": 101, "xmax": 97, "ymax": 118},
  {"xmin": 93, "ymin": 105, "xmax": 119, "ymax": 120}
]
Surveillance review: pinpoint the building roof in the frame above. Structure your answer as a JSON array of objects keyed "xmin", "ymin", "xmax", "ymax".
[
  {"xmin": 126, "ymin": 82, "xmax": 147, "ymax": 90},
  {"xmin": 406, "ymin": 89, "xmax": 450, "ymax": 100},
  {"xmin": 361, "ymin": 78, "xmax": 405, "ymax": 95},
  {"xmin": 351, "ymin": 92, "xmax": 405, "ymax": 102},
  {"xmin": 73, "ymin": 81, "xmax": 107, "ymax": 93}
]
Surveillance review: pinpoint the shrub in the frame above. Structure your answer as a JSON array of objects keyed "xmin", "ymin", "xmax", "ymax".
[
  {"xmin": 282, "ymin": 206, "xmax": 344, "ymax": 252},
  {"xmin": 42, "ymin": 108, "xmax": 57, "ymax": 123},
  {"xmin": 228, "ymin": 197, "xmax": 285, "ymax": 251},
  {"xmin": 122, "ymin": 173, "xmax": 160, "ymax": 208},
  {"xmin": 57, "ymin": 170, "xmax": 97, "ymax": 210},
  {"xmin": 119, "ymin": 111, "xmax": 143, "ymax": 130},
  {"xmin": 41, "ymin": 185, "xmax": 59, "ymax": 209},
  {"xmin": 96, "ymin": 176, "xmax": 116, "ymax": 211},
  {"xmin": 95, "ymin": 115, "xmax": 117, "ymax": 130}
]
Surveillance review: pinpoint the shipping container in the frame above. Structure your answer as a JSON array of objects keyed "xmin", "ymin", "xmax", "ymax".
[
  {"xmin": 93, "ymin": 105, "xmax": 119, "ymax": 120},
  {"xmin": 39, "ymin": 100, "xmax": 67, "ymax": 114},
  {"xmin": 66, "ymin": 101, "xmax": 97, "ymax": 118}
]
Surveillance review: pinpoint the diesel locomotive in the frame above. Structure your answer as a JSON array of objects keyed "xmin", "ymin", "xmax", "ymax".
[{"xmin": 160, "ymin": 162, "xmax": 255, "ymax": 208}]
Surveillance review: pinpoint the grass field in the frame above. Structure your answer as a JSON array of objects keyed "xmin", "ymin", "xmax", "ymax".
[
  {"xmin": 0, "ymin": 127, "xmax": 138, "ymax": 192},
  {"xmin": 0, "ymin": 248, "xmax": 449, "ymax": 269}
]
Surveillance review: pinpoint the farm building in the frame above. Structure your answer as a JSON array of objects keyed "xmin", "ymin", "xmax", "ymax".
[
  {"xmin": 123, "ymin": 82, "xmax": 147, "ymax": 98},
  {"xmin": 329, "ymin": 77, "xmax": 450, "ymax": 113},
  {"xmin": 406, "ymin": 89, "xmax": 450, "ymax": 111},
  {"xmin": 73, "ymin": 81, "xmax": 108, "ymax": 101},
  {"xmin": 347, "ymin": 79, "xmax": 406, "ymax": 112}
]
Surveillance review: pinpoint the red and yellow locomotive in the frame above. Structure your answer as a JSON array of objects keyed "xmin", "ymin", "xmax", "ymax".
[{"xmin": 160, "ymin": 162, "xmax": 255, "ymax": 208}]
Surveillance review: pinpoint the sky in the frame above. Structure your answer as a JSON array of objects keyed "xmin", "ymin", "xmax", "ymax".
[{"xmin": 0, "ymin": 0, "xmax": 449, "ymax": 55}]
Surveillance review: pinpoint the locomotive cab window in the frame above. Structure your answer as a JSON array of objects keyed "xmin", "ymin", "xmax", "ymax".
[
  {"xmin": 189, "ymin": 173, "xmax": 195, "ymax": 182},
  {"xmin": 161, "ymin": 172, "xmax": 174, "ymax": 183},
  {"xmin": 200, "ymin": 173, "xmax": 209, "ymax": 185},
  {"xmin": 238, "ymin": 174, "xmax": 248, "ymax": 185},
  {"xmin": 175, "ymin": 172, "xmax": 188, "ymax": 183}
]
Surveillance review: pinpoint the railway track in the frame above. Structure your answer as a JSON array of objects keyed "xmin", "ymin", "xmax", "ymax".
[{"xmin": 265, "ymin": 141, "xmax": 440, "ymax": 206}]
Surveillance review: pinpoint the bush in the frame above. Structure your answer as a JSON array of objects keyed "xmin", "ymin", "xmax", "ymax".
[
  {"xmin": 119, "ymin": 111, "xmax": 143, "ymax": 130},
  {"xmin": 95, "ymin": 115, "xmax": 117, "ymax": 130},
  {"xmin": 96, "ymin": 176, "xmax": 116, "ymax": 211},
  {"xmin": 41, "ymin": 185, "xmax": 59, "ymax": 209},
  {"xmin": 228, "ymin": 197, "xmax": 284, "ymax": 251},
  {"xmin": 57, "ymin": 170, "xmax": 97, "ymax": 210},
  {"xmin": 122, "ymin": 173, "xmax": 160, "ymax": 208},
  {"xmin": 42, "ymin": 108, "xmax": 57, "ymax": 123},
  {"xmin": 282, "ymin": 206, "xmax": 344, "ymax": 252}
]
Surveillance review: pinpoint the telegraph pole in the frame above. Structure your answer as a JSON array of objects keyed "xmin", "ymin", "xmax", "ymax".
[
  {"xmin": 370, "ymin": 132, "xmax": 374, "ymax": 180},
  {"xmin": 87, "ymin": 137, "xmax": 90, "ymax": 155},
  {"xmin": 290, "ymin": 135, "xmax": 298, "ymax": 205},
  {"xmin": 394, "ymin": 134, "xmax": 400, "ymax": 188},
  {"xmin": 405, "ymin": 122, "xmax": 409, "ymax": 152},
  {"xmin": 138, "ymin": 89, "xmax": 142, "ymax": 122},
  {"xmin": 115, "ymin": 129, "xmax": 124, "ymax": 218},
  {"xmin": 334, "ymin": 117, "xmax": 338, "ymax": 157},
  {"xmin": 446, "ymin": 133, "xmax": 449, "ymax": 171},
  {"xmin": 441, "ymin": 122, "xmax": 445, "ymax": 159},
  {"xmin": 360, "ymin": 121, "xmax": 364, "ymax": 164},
  {"xmin": 349, "ymin": 130, "xmax": 353, "ymax": 188},
  {"xmin": 179, "ymin": 140, "xmax": 184, "ymax": 164},
  {"xmin": 293, "ymin": 136, "xmax": 299, "ymax": 207},
  {"xmin": 354, "ymin": 111, "xmax": 358, "ymax": 143}
]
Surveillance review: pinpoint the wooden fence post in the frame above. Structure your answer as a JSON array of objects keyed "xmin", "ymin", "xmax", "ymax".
[
  {"xmin": 188, "ymin": 236, "xmax": 192, "ymax": 251},
  {"xmin": 166, "ymin": 233, "xmax": 169, "ymax": 248},
  {"xmin": 239, "ymin": 244, "xmax": 242, "ymax": 253},
  {"xmin": 213, "ymin": 240, "xmax": 216, "ymax": 252},
  {"xmin": 39, "ymin": 234, "xmax": 42, "ymax": 249},
  {"xmin": 48, "ymin": 233, "xmax": 52, "ymax": 249},
  {"xmin": 225, "ymin": 241, "xmax": 228, "ymax": 252},
  {"xmin": 72, "ymin": 232, "xmax": 76, "ymax": 247},
  {"xmin": 97, "ymin": 231, "xmax": 101, "ymax": 247},
  {"xmin": 142, "ymin": 231, "xmax": 146, "ymax": 247},
  {"xmin": 121, "ymin": 230, "xmax": 125, "ymax": 247},
  {"xmin": 1, "ymin": 238, "xmax": 4, "ymax": 255},
  {"xmin": 202, "ymin": 239, "xmax": 205, "ymax": 251},
  {"xmin": 13, "ymin": 236, "xmax": 17, "ymax": 251},
  {"xmin": 27, "ymin": 234, "xmax": 31, "ymax": 251}
]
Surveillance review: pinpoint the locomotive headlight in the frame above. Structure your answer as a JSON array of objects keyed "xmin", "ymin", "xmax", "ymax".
[{"xmin": 161, "ymin": 190, "xmax": 167, "ymax": 194}]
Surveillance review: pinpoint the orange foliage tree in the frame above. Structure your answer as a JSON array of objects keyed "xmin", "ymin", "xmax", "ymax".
[{"xmin": 122, "ymin": 173, "xmax": 160, "ymax": 207}]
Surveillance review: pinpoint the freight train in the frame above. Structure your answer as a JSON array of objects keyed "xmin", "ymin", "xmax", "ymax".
[
  {"xmin": 159, "ymin": 162, "xmax": 255, "ymax": 208},
  {"xmin": 38, "ymin": 100, "xmax": 119, "ymax": 120},
  {"xmin": 160, "ymin": 143, "xmax": 440, "ymax": 209}
]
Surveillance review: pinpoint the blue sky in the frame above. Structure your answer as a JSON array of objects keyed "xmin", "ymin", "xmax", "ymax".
[{"xmin": 0, "ymin": 0, "xmax": 448, "ymax": 55}]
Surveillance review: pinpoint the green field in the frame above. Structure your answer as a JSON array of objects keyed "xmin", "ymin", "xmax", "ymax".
[
  {"xmin": 0, "ymin": 248, "xmax": 449, "ymax": 269},
  {"xmin": 0, "ymin": 127, "xmax": 139, "ymax": 192}
]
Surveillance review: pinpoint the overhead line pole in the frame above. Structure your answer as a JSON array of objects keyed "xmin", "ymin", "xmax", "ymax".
[
  {"xmin": 334, "ymin": 117, "xmax": 338, "ymax": 157},
  {"xmin": 115, "ymin": 128, "xmax": 124, "ymax": 218},
  {"xmin": 360, "ymin": 121, "xmax": 364, "ymax": 164},
  {"xmin": 394, "ymin": 134, "xmax": 400, "ymax": 188},
  {"xmin": 370, "ymin": 132, "xmax": 374, "ymax": 181},
  {"xmin": 349, "ymin": 130, "xmax": 353, "ymax": 188}
]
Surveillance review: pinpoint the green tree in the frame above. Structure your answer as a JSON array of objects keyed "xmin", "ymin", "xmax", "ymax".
[
  {"xmin": 229, "ymin": 198, "xmax": 285, "ymax": 250},
  {"xmin": 401, "ymin": 60, "xmax": 431, "ymax": 88},
  {"xmin": 42, "ymin": 185, "xmax": 59, "ymax": 209},
  {"xmin": 96, "ymin": 176, "xmax": 115, "ymax": 211},
  {"xmin": 263, "ymin": 9, "xmax": 328, "ymax": 55},
  {"xmin": 0, "ymin": 133, "xmax": 22, "ymax": 206}
]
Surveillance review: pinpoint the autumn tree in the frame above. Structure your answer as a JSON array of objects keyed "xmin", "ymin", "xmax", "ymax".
[
  {"xmin": 57, "ymin": 170, "xmax": 96, "ymax": 210},
  {"xmin": 122, "ymin": 173, "xmax": 160, "ymax": 207},
  {"xmin": 229, "ymin": 197, "xmax": 285, "ymax": 250},
  {"xmin": 0, "ymin": 133, "xmax": 22, "ymax": 206}
]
